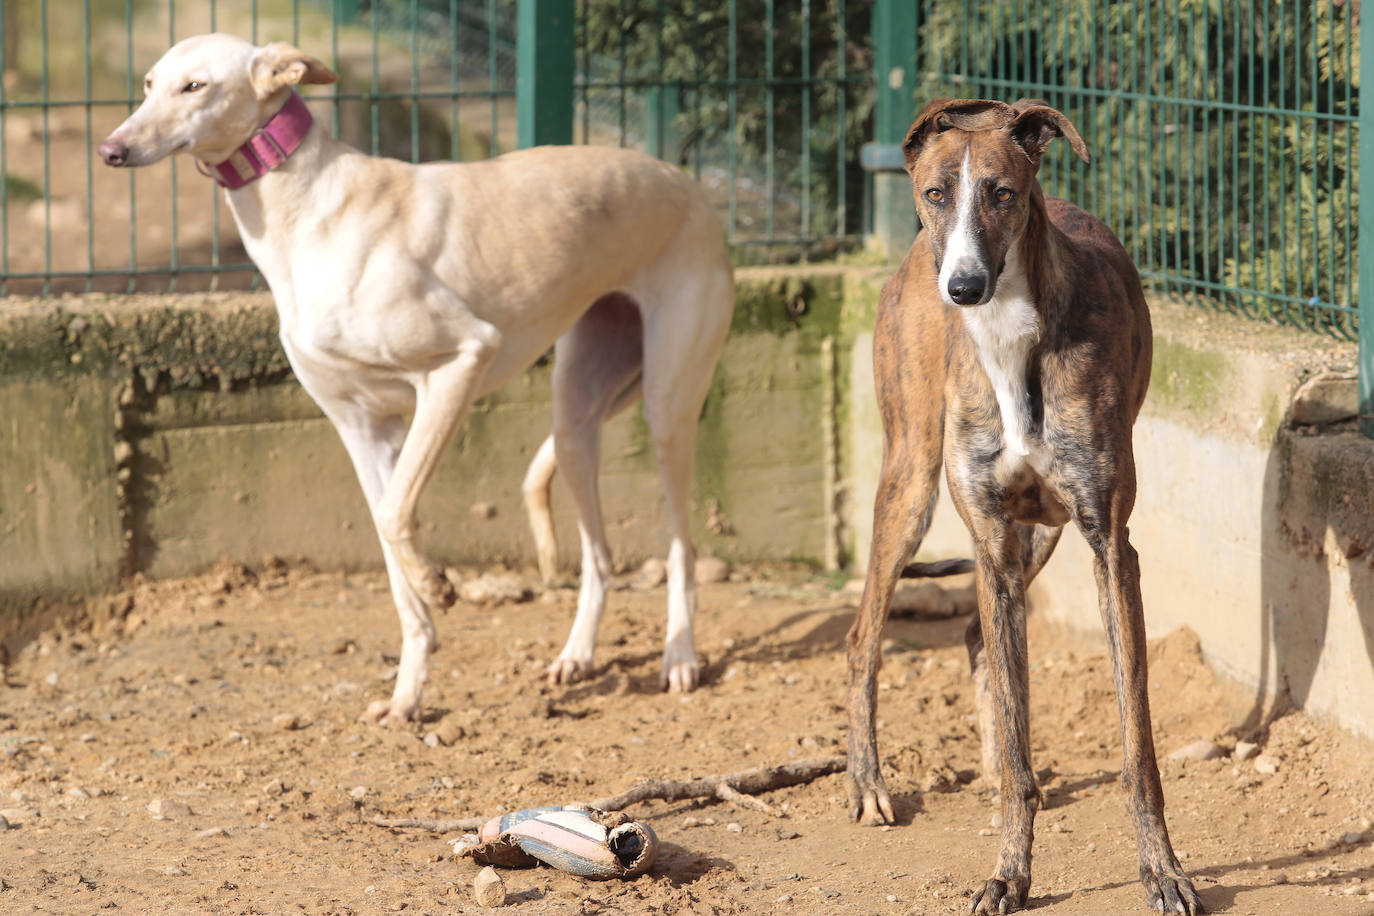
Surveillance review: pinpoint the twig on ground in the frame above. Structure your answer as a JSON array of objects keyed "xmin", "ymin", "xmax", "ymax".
[{"xmin": 368, "ymin": 755, "xmax": 847, "ymax": 833}]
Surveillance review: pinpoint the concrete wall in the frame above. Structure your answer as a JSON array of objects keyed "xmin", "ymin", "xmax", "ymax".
[
  {"xmin": 847, "ymin": 296, "xmax": 1374, "ymax": 739},
  {"xmin": 4, "ymin": 275, "xmax": 1374, "ymax": 741}
]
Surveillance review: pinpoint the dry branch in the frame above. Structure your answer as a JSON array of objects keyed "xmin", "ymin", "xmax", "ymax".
[{"xmin": 368, "ymin": 755, "xmax": 846, "ymax": 833}]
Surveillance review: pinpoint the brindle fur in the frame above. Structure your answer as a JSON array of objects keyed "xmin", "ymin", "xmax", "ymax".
[{"xmin": 845, "ymin": 98, "xmax": 1203, "ymax": 915}]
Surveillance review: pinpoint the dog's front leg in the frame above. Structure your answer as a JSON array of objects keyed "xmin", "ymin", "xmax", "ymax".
[
  {"xmin": 845, "ymin": 447, "xmax": 942, "ymax": 826},
  {"xmin": 373, "ymin": 337, "xmax": 498, "ymax": 612},
  {"xmin": 964, "ymin": 519, "xmax": 1039, "ymax": 914},
  {"xmin": 1087, "ymin": 519, "xmax": 1204, "ymax": 915}
]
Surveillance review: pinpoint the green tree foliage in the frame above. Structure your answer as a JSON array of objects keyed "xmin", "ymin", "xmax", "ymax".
[
  {"xmin": 917, "ymin": 0, "xmax": 1357, "ymax": 335},
  {"xmin": 578, "ymin": 1, "xmax": 874, "ymax": 255}
]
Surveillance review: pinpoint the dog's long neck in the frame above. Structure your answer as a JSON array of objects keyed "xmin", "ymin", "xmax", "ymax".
[{"xmin": 959, "ymin": 184, "xmax": 1068, "ymax": 458}]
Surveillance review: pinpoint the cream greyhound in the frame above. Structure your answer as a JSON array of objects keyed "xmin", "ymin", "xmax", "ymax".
[
  {"xmin": 99, "ymin": 34, "xmax": 734, "ymax": 724},
  {"xmin": 845, "ymin": 98, "xmax": 1202, "ymax": 914}
]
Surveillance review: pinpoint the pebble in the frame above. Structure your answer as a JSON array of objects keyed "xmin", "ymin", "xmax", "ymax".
[
  {"xmin": 886, "ymin": 894, "xmax": 898, "ymax": 903},
  {"xmin": 991, "ymin": 812, "xmax": 1003, "ymax": 828},
  {"xmin": 458, "ymin": 573, "xmax": 533, "ymax": 605},
  {"xmin": 262, "ymin": 778, "xmax": 285, "ymax": 797},
  {"xmin": 163, "ymin": 864, "xmax": 188, "ymax": 876},
  {"xmin": 1234, "ymin": 740, "xmax": 1260, "ymax": 761},
  {"xmin": 775, "ymin": 894, "xmax": 793, "ymax": 903},
  {"xmin": 1169, "ymin": 739, "xmax": 1224, "ymax": 762},
  {"xmin": 1342, "ymin": 831, "xmax": 1365, "ymax": 846},
  {"xmin": 0, "ymin": 814, "xmax": 8, "ymax": 830},
  {"xmin": 776, "ymin": 829, "xmax": 800, "ymax": 841},
  {"xmin": 146, "ymin": 798, "xmax": 191, "ymax": 819},
  {"xmin": 272, "ymin": 714, "xmax": 301, "ymax": 731},
  {"xmin": 423, "ymin": 733, "xmax": 441, "ymax": 749},
  {"xmin": 1273, "ymin": 872, "xmax": 1289, "ymax": 885},
  {"xmin": 695, "ymin": 556, "xmax": 732, "ymax": 584},
  {"xmin": 811, "ymin": 886, "xmax": 841, "ymax": 898},
  {"xmin": 349, "ymin": 786, "xmax": 369, "ymax": 800},
  {"xmin": 631, "ymin": 558, "xmax": 667, "ymax": 590},
  {"xmin": 1254, "ymin": 753, "xmax": 1282, "ymax": 776},
  {"xmin": 473, "ymin": 866, "xmax": 505, "ymax": 907},
  {"xmin": 726, "ymin": 822, "xmax": 743, "ymax": 833},
  {"xmin": 196, "ymin": 827, "xmax": 229, "ymax": 839}
]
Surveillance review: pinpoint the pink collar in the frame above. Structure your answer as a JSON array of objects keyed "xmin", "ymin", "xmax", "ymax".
[{"xmin": 200, "ymin": 91, "xmax": 313, "ymax": 189}]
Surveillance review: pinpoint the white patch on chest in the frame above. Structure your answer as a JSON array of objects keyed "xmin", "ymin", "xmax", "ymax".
[{"xmin": 960, "ymin": 243, "xmax": 1040, "ymax": 460}]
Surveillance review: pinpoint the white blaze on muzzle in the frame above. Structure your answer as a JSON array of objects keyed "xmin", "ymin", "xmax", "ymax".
[{"xmin": 937, "ymin": 148, "xmax": 990, "ymax": 307}]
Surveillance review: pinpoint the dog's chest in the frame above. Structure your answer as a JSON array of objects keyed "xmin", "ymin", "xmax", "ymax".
[{"xmin": 960, "ymin": 286, "xmax": 1040, "ymax": 461}]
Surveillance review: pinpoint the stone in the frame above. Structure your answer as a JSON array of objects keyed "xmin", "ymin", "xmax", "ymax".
[
  {"xmin": 272, "ymin": 713, "xmax": 301, "ymax": 731},
  {"xmin": 147, "ymin": 798, "xmax": 192, "ymax": 819},
  {"xmin": 1169, "ymin": 740, "xmax": 1225, "ymax": 762},
  {"xmin": 473, "ymin": 866, "xmax": 505, "ymax": 907},
  {"xmin": 695, "ymin": 556, "xmax": 732, "ymax": 584},
  {"xmin": 1290, "ymin": 371, "xmax": 1358, "ymax": 426},
  {"xmin": 1254, "ymin": 753, "xmax": 1282, "ymax": 776},
  {"xmin": 630, "ymin": 558, "xmax": 667, "ymax": 590},
  {"xmin": 1234, "ymin": 740, "xmax": 1260, "ymax": 761},
  {"xmin": 457, "ymin": 573, "xmax": 533, "ymax": 605}
]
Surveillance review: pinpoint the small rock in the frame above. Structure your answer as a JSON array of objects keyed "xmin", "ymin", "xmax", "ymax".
[
  {"xmin": 1290, "ymin": 371, "xmax": 1358, "ymax": 426},
  {"xmin": 726, "ymin": 822, "xmax": 743, "ymax": 833},
  {"xmin": 457, "ymin": 573, "xmax": 533, "ymax": 605},
  {"xmin": 423, "ymin": 733, "xmax": 441, "ymax": 749},
  {"xmin": 473, "ymin": 865, "xmax": 505, "ymax": 907},
  {"xmin": 1169, "ymin": 740, "xmax": 1225, "ymax": 762},
  {"xmin": 163, "ymin": 864, "xmax": 188, "ymax": 876},
  {"xmin": 1273, "ymin": 872, "xmax": 1289, "ymax": 885},
  {"xmin": 776, "ymin": 829, "xmax": 800, "ymax": 841},
  {"xmin": 147, "ymin": 798, "xmax": 191, "ymax": 819},
  {"xmin": 811, "ymin": 886, "xmax": 841, "ymax": 898},
  {"xmin": 681, "ymin": 816, "xmax": 700, "ymax": 828},
  {"xmin": 0, "ymin": 814, "xmax": 8, "ymax": 830},
  {"xmin": 1254, "ymin": 753, "xmax": 1282, "ymax": 776},
  {"xmin": 329, "ymin": 639, "xmax": 356, "ymax": 655},
  {"xmin": 695, "ymin": 556, "xmax": 731, "ymax": 584},
  {"xmin": 469, "ymin": 502, "xmax": 497, "ymax": 520},
  {"xmin": 65, "ymin": 787, "xmax": 90, "ymax": 800},
  {"xmin": 262, "ymin": 778, "xmax": 286, "ymax": 797},
  {"xmin": 991, "ymin": 811, "xmax": 1003, "ymax": 828},
  {"xmin": 272, "ymin": 713, "xmax": 301, "ymax": 731},
  {"xmin": 1342, "ymin": 831, "xmax": 1365, "ymax": 846},
  {"xmin": 196, "ymin": 826, "xmax": 229, "ymax": 839},
  {"xmin": 1234, "ymin": 740, "xmax": 1260, "ymax": 761},
  {"xmin": 631, "ymin": 558, "xmax": 667, "ymax": 590},
  {"xmin": 349, "ymin": 786, "xmax": 369, "ymax": 800},
  {"xmin": 775, "ymin": 894, "xmax": 793, "ymax": 904},
  {"xmin": 886, "ymin": 894, "xmax": 899, "ymax": 903}
]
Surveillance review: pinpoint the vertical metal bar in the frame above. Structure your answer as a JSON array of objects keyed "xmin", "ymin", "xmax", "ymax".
[
  {"xmin": 1309, "ymin": 0, "xmax": 1320, "ymax": 327},
  {"xmin": 518, "ymin": 0, "xmax": 574, "ymax": 148},
  {"xmin": 727, "ymin": 0, "xmax": 737, "ymax": 239},
  {"xmin": 209, "ymin": 0, "xmax": 221, "ymax": 289},
  {"xmin": 1326, "ymin": 0, "xmax": 1337, "ymax": 328},
  {"xmin": 0, "ymin": 0, "xmax": 8, "ymax": 294},
  {"xmin": 410, "ymin": 0, "xmax": 421, "ymax": 163},
  {"xmin": 616, "ymin": 0, "xmax": 627, "ymax": 146},
  {"xmin": 691, "ymin": 0, "xmax": 702, "ymax": 179},
  {"xmin": 800, "ymin": 0, "xmax": 810, "ymax": 245},
  {"xmin": 40, "ymin": 0, "xmax": 52, "ymax": 295},
  {"xmin": 370, "ymin": 2, "xmax": 380, "ymax": 154},
  {"xmin": 450, "ymin": 0, "xmax": 460, "ymax": 159},
  {"xmin": 1359, "ymin": 0, "xmax": 1374, "ymax": 434},
  {"xmin": 124, "ymin": 0, "xmax": 136, "ymax": 293},
  {"xmin": 167, "ymin": 0, "xmax": 179, "ymax": 292},
  {"xmin": 871, "ymin": 0, "xmax": 918, "ymax": 256},
  {"xmin": 489, "ymin": 0, "xmax": 500, "ymax": 156},
  {"xmin": 578, "ymin": 0, "xmax": 589, "ymax": 145},
  {"xmin": 83, "ymin": 0, "xmax": 94, "ymax": 291},
  {"xmin": 765, "ymin": 0, "xmax": 775, "ymax": 242},
  {"xmin": 333, "ymin": 0, "xmax": 343, "ymax": 140},
  {"xmin": 1262, "ymin": 0, "xmax": 1273, "ymax": 319},
  {"xmin": 835, "ymin": 0, "xmax": 846, "ymax": 237},
  {"xmin": 1344, "ymin": 0, "xmax": 1353, "ymax": 319},
  {"xmin": 1232, "ymin": 0, "xmax": 1242, "ymax": 315},
  {"xmin": 1191, "ymin": 3, "xmax": 1204, "ymax": 304}
]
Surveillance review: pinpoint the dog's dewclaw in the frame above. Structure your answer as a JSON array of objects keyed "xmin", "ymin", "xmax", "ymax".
[
  {"xmin": 460, "ymin": 806, "xmax": 659, "ymax": 879},
  {"xmin": 472, "ymin": 866, "xmax": 505, "ymax": 907}
]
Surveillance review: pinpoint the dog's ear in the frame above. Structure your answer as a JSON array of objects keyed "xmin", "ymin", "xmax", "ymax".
[
  {"xmin": 250, "ymin": 42, "xmax": 338, "ymax": 97},
  {"xmin": 1008, "ymin": 100, "xmax": 1090, "ymax": 165},
  {"xmin": 901, "ymin": 98, "xmax": 1014, "ymax": 172}
]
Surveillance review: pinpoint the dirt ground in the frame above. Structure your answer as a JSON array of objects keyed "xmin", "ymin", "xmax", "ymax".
[{"xmin": 3, "ymin": 562, "xmax": 1374, "ymax": 916}]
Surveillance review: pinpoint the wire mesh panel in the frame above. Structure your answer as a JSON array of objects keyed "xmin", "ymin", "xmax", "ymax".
[
  {"xmin": 916, "ymin": 0, "xmax": 1358, "ymax": 339},
  {"xmin": 0, "ymin": 0, "xmax": 514, "ymax": 294},
  {"xmin": 574, "ymin": 0, "xmax": 874, "ymax": 263}
]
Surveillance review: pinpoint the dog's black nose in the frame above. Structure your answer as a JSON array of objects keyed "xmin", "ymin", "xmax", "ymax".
[
  {"xmin": 947, "ymin": 273, "xmax": 987, "ymax": 305},
  {"xmin": 98, "ymin": 140, "xmax": 129, "ymax": 167}
]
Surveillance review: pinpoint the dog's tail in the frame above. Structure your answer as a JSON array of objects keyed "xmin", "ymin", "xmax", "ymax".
[{"xmin": 899, "ymin": 557, "xmax": 973, "ymax": 578}]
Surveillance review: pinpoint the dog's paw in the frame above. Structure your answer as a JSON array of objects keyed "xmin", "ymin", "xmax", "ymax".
[
  {"xmin": 660, "ymin": 657, "xmax": 699, "ymax": 693},
  {"xmin": 545, "ymin": 655, "xmax": 593, "ymax": 686},
  {"xmin": 970, "ymin": 875, "xmax": 1030, "ymax": 914},
  {"xmin": 1142, "ymin": 867, "xmax": 1204, "ymax": 915},
  {"xmin": 360, "ymin": 698, "xmax": 419, "ymax": 727}
]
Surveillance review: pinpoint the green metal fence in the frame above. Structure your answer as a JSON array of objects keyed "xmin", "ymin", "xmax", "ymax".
[{"xmin": 899, "ymin": 0, "xmax": 1359, "ymax": 342}]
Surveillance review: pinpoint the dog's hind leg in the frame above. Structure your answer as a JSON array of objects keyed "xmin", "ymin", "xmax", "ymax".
[
  {"xmin": 638, "ymin": 258, "xmax": 733, "ymax": 693},
  {"xmin": 545, "ymin": 294, "xmax": 644, "ymax": 685},
  {"xmin": 966, "ymin": 523, "xmax": 1062, "ymax": 785},
  {"xmin": 524, "ymin": 375, "xmax": 644, "ymax": 586}
]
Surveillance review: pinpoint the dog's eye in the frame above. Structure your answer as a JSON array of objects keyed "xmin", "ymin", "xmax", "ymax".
[
  {"xmin": 182, "ymin": 81, "xmax": 205, "ymax": 93},
  {"xmin": 995, "ymin": 188, "xmax": 1014, "ymax": 204},
  {"xmin": 925, "ymin": 188, "xmax": 944, "ymax": 204}
]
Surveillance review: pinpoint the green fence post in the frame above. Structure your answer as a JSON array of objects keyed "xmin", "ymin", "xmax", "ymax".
[
  {"xmin": 646, "ymin": 85, "xmax": 680, "ymax": 162},
  {"xmin": 866, "ymin": 0, "xmax": 919, "ymax": 259},
  {"xmin": 1361, "ymin": 26, "xmax": 1374, "ymax": 438},
  {"xmin": 517, "ymin": 0, "xmax": 574, "ymax": 149}
]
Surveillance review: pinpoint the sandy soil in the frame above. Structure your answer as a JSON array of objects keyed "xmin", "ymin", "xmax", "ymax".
[{"xmin": 2, "ymin": 562, "xmax": 1373, "ymax": 915}]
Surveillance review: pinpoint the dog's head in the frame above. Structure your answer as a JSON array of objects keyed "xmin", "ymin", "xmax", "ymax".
[
  {"xmin": 902, "ymin": 98, "xmax": 1089, "ymax": 307},
  {"xmin": 98, "ymin": 33, "xmax": 337, "ymax": 169}
]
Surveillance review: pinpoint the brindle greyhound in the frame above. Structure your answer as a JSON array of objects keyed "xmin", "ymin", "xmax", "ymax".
[{"xmin": 844, "ymin": 98, "xmax": 1203, "ymax": 915}]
